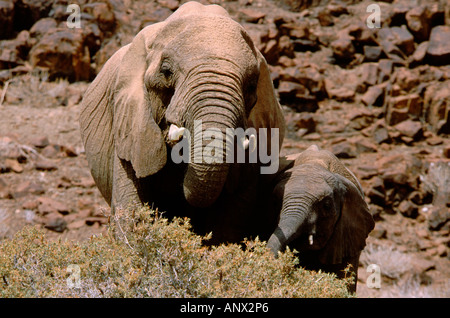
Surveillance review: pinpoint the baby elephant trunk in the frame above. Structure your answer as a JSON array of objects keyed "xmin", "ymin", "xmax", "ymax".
[{"xmin": 267, "ymin": 211, "xmax": 308, "ymax": 257}]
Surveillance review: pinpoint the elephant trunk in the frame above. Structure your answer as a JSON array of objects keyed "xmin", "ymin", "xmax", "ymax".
[
  {"xmin": 182, "ymin": 71, "xmax": 243, "ymax": 207},
  {"xmin": 267, "ymin": 198, "xmax": 311, "ymax": 257}
]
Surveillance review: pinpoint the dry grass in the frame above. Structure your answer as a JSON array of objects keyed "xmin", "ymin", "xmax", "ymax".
[{"xmin": 0, "ymin": 206, "xmax": 353, "ymax": 298}]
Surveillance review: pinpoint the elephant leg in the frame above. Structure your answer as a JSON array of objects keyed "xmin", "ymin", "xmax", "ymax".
[{"xmin": 111, "ymin": 152, "xmax": 143, "ymax": 216}]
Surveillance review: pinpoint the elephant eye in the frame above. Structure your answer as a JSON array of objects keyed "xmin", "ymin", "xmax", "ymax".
[
  {"xmin": 160, "ymin": 61, "xmax": 172, "ymax": 78},
  {"xmin": 322, "ymin": 197, "xmax": 333, "ymax": 211}
]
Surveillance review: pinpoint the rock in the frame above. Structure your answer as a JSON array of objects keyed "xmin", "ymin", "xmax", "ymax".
[
  {"xmin": 0, "ymin": 31, "xmax": 32, "ymax": 68},
  {"xmin": 428, "ymin": 206, "xmax": 449, "ymax": 231},
  {"xmin": 370, "ymin": 120, "xmax": 391, "ymax": 144},
  {"xmin": 398, "ymin": 200, "xmax": 419, "ymax": 218},
  {"xmin": 158, "ymin": 0, "xmax": 180, "ymax": 11},
  {"xmin": 0, "ymin": 0, "xmax": 14, "ymax": 39},
  {"xmin": 29, "ymin": 135, "xmax": 49, "ymax": 148},
  {"xmin": 378, "ymin": 153, "xmax": 422, "ymax": 190},
  {"xmin": 280, "ymin": 66, "xmax": 325, "ymax": 97},
  {"xmin": 67, "ymin": 219, "xmax": 87, "ymax": 230},
  {"xmin": 294, "ymin": 113, "xmax": 316, "ymax": 133},
  {"xmin": 347, "ymin": 108, "xmax": 376, "ymax": 130},
  {"xmin": 393, "ymin": 119, "xmax": 423, "ymax": 140},
  {"xmin": 83, "ymin": 2, "xmax": 116, "ymax": 33},
  {"xmin": 12, "ymin": 181, "xmax": 45, "ymax": 198},
  {"xmin": 351, "ymin": 136, "xmax": 378, "ymax": 154},
  {"xmin": 22, "ymin": 199, "xmax": 39, "ymax": 210},
  {"xmin": 29, "ymin": 28, "xmax": 91, "ymax": 82},
  {"xmin": 359, "ymin": 62, "xmax": 379, "ymax": 87},
  {"xmin": 423, "ymin": 81, "xmax": 450, "ymax": 134},
  {"xmin": 377, "ymin": 59, "xmax": 394, "ymax": 83},
  {"xmin": 29, "ymin": 18, "xmax": 58, "ymax": 40},
  {"xmin": 85, "ymin": 217, "xmax": 107, "ymax": 226},
  {"xmin": 324, "ymin": 78, "xmax": 355, "ymax": 102},
  {"xmin": 37, "ymin": 197, "xmax": 70, "ymax": 215},
  {"xmin": 34, "ymin": 159, "xmax": 57, "ymax": 171},
  {"xmin": 317, "ymin": 8, "xmax": 333, "ymax": 27},
  {"xmin": 330, "ymin": 36, "xmax": 355, "ymax": 61},
  {"xmin": 278, "ymin": 35, "xmax": 294, "ymax": 58},
  {"xmin": 444, "ymin": 145, "xmax": 450, "ymax": 158},
  {"xmin": 239, "ymin": 8, "xmax": 265, "ymax": 23},
  {"xmin": 363, "ymin": 45, "xmax": 383, "ymax": 62},
  {"xmin": 405, "ymin": 5, "xmax": 432, "ymax": 43},
  {"xmin": 43, "ymin": 213, "xmax": 67, "ymax": 233},
  {"xmin": 262, "ymin": 39, "xmax": 279, "ymax": 65},
  {"xmin": 361, "ymin": 85, "xmax": 384, "ymax": 107},
  {"xmin": 410, "ymin": 41, "xmax": 429, "ymax": 65},
  {"xmin": 0, "ymin": 177, "xmax": 8, "ymax": 198},
  {"xmin": 394, "ymin": 67, "xmax": 420, "ymax": 92},
  {"xmin": 377, "ymin": 26, "xmax": 415, "ymax": 58},
  {"xmin": 40, "ymin": 145, "xmax": 61, "ymax": 158},
  {"xmin": 4, "ymin": 158, "xmax": 23, "ymax": 173},
  {"xmin": 426, "ymin": 26, "xmax": 450, "ymax": 65},
  {"xmin": 370, "ymin": 223, "xmax": 387, "ymax": 239},
  {"xmin": 62, "ymin": 145, "xmax": 77, "ymax": 157},
  {"xmin": 368, "ymin": 176, "xmax": 386, "ymax": 207},
  {"xmin": 277, "ymin": 81, "xmax": 318, "ymax": 112},
  {"xmin": 330, "ymin": 141, "xmax": 358, "ymax": 159},
  {"xmin": 386, "ymin": 94, "xmax": 422, "ymax": 125}
]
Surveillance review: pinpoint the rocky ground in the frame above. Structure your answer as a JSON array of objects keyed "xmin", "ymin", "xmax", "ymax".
[{"xmin": 0, "ymin": 0, "xmax": 449, "ymax": 297}]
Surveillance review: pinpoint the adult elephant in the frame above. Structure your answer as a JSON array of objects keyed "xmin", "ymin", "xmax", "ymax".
[{"xmin": 79, "ymin": 1, "xmax": 285, "ymax": 213}]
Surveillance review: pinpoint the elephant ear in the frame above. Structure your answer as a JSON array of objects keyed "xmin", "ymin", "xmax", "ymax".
[
  {"xmin": 80, "ymin": 46, "xmax": 129, "ymax": 204},
  {"xmin": 113, "ymin": 24, "xmax": 167, "ymax": 178},
  {"xmin": 319, "ymin": 174, "xmax": 374, "ymax": 264},
  {"xmin": 248, "ymin": 51, "xmax": 285, "ymax": 151}
]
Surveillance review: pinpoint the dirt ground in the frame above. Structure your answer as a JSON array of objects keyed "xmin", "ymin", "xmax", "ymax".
[{"xmin": 0, "ymin": 0, "xmax": 449, "ymax": 298}]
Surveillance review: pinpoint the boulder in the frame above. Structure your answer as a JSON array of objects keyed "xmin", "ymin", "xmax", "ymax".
[
  {"xmin": 410, "ymin": 41, "xmax": 429, "ymax": 65},
  {"xmin": 361, "ymin": 85, "xmax": 384, "ymax": 106},
  {"xmin": 423, "ymin": 81, "xmax": 450, "ymax": 134},
  {"xmin": 377, "ymin": 26, "xmax": 415, "ymax": 58},
  {"xmin": 363, "ymin": 45, "xmax": 383, "ymax": 62},
  {"xmin": 398, "ymin": 200, "xmax": 419, "ymax": 218},
  {"xmin": 426, "ymin": 26, "xmax": 450, "ymax": 65},
  {"xmin": 330, "ymin": 36, "xmax": 355, "ymax": 61},
  {"xmin": 405, "ymin": 5, "xmax": 431, "ymax": 42},
  {"xmin": 83, "ymin": 2, "xmax": 116, "ymax": 34},
  {"xmin": 29, "ymin": 27, "xmax": 91, "ymax": 81},
  {"xmin": 29, "ymin": 18, "xmax": 58, "ymax": 40},
  {"xmin": 386, "ymin": 93, "xmax": 422, "ymax": 125},
  {"xmin": 393, "ymin": 119, "xmax": 423, "ymax": 140},
  {"xmin": 277, "ymin": 80, "xmax": 318, "ymax": 112}
]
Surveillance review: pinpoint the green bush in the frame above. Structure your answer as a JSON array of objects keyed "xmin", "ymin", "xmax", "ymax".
[{"xmin": 0, "ymin": 206, "xmax": 353, "ymax": 298}]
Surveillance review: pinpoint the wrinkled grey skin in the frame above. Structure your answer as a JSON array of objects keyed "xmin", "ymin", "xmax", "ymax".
[
  {"xmin": 266, "ymin": 145, "xmax": 374, "ymax": 292},
  {"xmin": 79, "ymin": 2, "xmax": 284, "ymax": 215}
]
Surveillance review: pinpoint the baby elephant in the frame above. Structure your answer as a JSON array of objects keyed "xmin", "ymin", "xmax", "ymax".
[{"xmin": 266, "ymin": 145, "xmax": 374, "ymax": 292}]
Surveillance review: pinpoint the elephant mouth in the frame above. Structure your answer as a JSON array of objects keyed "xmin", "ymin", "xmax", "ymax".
[{"xmin": 292, "ymin": 232, "xmax": 327, "ymax": 251}]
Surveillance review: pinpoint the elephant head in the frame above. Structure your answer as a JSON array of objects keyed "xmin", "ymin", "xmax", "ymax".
[
  {"xmin": 267, "ymin": 146, "xmax": 374, "ymax": 265},
  {"xmin": 80, "ymin": 1, "xmax": 285, "ymax": 208}
]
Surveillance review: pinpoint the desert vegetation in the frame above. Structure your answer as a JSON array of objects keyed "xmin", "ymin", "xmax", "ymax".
[{"xmin": 0, "ymin": 206, "xmax": 352, "ymax": 298}]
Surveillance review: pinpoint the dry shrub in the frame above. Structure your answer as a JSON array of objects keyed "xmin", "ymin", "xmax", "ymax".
[{"xmin": 0, "ymin": 206, "xmax": 352, "ymax": 298}]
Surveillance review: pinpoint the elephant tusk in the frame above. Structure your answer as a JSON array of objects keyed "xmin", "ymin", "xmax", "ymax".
[
  {"xmin": 309, "ymin": 234, "xmax": 314, "ymax": 246},
  {"xmin": 243, "ymin": 134, "xmax": 256, "ymax": 153},
  {"xmin": 168, "ymin": 124, "xmax": 185, "ymax": 142}
]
